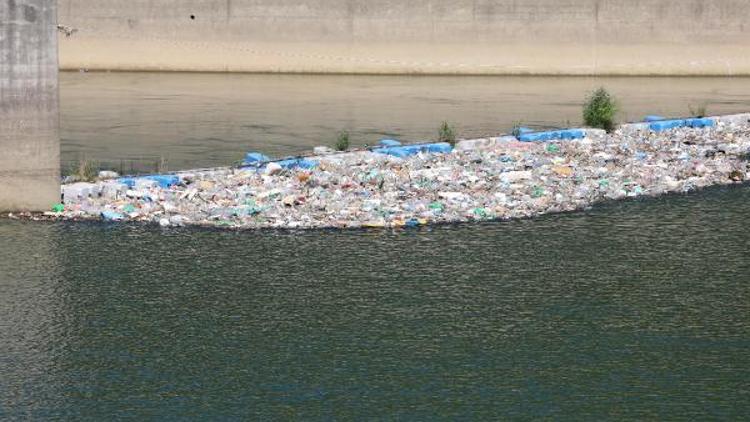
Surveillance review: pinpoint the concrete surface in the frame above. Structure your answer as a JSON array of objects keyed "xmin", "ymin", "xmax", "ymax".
[
  {"xmin": 57, "ymin": 0, "xmax": 750, "ymax": 75},
  {"xmin": 1, "ymin": 0, "xmax": 60, "ymax": 211}
]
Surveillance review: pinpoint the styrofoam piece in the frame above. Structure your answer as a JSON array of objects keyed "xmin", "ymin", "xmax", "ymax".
[{"xmin": 455, "ymin": 136, "xmax": 517, "ymax": 151}]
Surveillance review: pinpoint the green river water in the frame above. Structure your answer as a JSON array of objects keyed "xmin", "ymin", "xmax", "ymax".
[{"xmin": 1, "ymin": 74, "xmax": 749, "ymax": 419}]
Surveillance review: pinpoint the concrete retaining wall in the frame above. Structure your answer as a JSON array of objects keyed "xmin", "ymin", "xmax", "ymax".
[
  {"xmin": 1, "ymin": 0, "xmax": 60, "ymax": 211},
  {"xmin": 57, "ymin": 0, "xmax": 750, "ymax": 75}
]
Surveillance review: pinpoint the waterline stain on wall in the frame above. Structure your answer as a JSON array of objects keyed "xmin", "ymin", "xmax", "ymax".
[{"xmin": 57, "ymin": 0, "xmax": 750, "ymax": 75}]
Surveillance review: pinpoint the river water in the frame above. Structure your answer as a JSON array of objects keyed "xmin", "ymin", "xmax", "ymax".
[
  {"xmin": 2, "ymin": 74, "xmax": 750, "ymax": 418},
  {"xmin": 60, "ymin": 72, "xmax": 750, "ymax": 170}
]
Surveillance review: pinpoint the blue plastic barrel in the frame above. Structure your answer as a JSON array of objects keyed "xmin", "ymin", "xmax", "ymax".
[
  {"xmin": 649, "ymin": 119, "xmax": 686, "ymax": 132},
  {"xmin": 685, "ymin": 118, "xmax": 715, "ymax": 128}
]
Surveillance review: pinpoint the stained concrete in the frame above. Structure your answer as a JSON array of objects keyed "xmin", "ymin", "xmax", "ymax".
[
  {"xmin": 0, "ymin": 0, "xmax": 60, "ymax": 211},
  {"xmin": 57, "ymin": 0, "xmax": 750, "ymax": 75}
]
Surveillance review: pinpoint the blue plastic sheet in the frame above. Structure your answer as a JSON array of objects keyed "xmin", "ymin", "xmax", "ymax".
[
  {"xmin": 117, "ymin": 175, "xmax": 180, "ymax": 188},
  {"xmin": 379, "ymin": 139, "xmax": 402, "ymax": 147},
  {"xmin": 516, "ymin": 127, "xmax": 534, "ymax": 135},
  {"xmin": 118, "ymin": 178, "xmax": 137, "ymax": 188},
  {"xmin": 421, "ymin": 143, "xmax": 453, "ymax": 154},
  {"xmin": 243, "ymin": 152, "xmax": 271, "ymax": 166},
  {"xmin": 144, "ymin": 175, "xmax": 180, "ymax": 188},
  {"xmin": 644, "ymin": 115, "xmax": 666, "ymax": 122}
]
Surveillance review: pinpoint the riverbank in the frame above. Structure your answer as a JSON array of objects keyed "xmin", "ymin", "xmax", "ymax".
[{"xmin": 11, "ymin": 114, "xmax": 749, "ymax": 230}]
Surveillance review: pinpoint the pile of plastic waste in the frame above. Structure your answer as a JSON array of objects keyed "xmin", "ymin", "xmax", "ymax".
[{"xmin": 47, "ymin": 117, "xmax": 750, "ymax": 230}]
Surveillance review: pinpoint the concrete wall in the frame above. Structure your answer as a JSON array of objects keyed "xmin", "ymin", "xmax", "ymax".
[
  {"xmin": 57, "ymin": 0, "xmax": 750, "ymax": 75},
  {"xmin": 1, "ymin": 0, "xmax": 60, "ymax": 211}
]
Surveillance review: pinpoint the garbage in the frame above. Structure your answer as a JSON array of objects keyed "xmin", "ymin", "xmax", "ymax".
[
  {"xmin": 46, "ymin": 115, "xmax": 750, "ymax": 230},
  {"xmin": 373, "ymin": 142, "xmax": 453, "ymax": 158},
  {"xmin": 313, "ymin": 146, "xmax": 334, "ymax": 155},
  {"xmin": 276, "ymin": 158, "xmax": 319, "ymax": 170},
  {"xmin": 62, "ymin": 182, "xmax": 100, "ymax": 204},
  {"xmin": 243, "ymin": 152, "xmax": 271, "ymax": 166},
  {"xmin": 519, "ymin": 129, "xmax": 586, "ymax": 142},
  {"xmin": 379, "ymin": 139, "xmax": 402, "ymax": 147},
  {"xmin": 648, "ymin": 118, "xmax": 715, "ymax": 132},
  {"xmin": 101, "ymin": 211, "xmax": 125, "ymax": 221},
  {"xmin": 98, "ymin": 170, "xmax": 119, "ymax": 179},
  {"xmin": 264, "ymin": 162, "xmax": 283, "ymax": 175},
  {"xmin": 143, "ymin": 175, "xmax": 181, "ymax": 188}
]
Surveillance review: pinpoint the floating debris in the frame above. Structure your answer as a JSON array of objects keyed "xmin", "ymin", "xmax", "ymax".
[{"xmin": 43, "ymin": 116, "xmax": 750, "ymax": 230}]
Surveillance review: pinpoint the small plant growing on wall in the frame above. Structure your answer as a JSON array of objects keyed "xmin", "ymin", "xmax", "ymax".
[
  {"xmin": 438, "ymin": 121, "xmax": 456, "ymax": 146},
  {"xmin": 583, "ymin": 88, "xmax": 617, "ymax": 132}
]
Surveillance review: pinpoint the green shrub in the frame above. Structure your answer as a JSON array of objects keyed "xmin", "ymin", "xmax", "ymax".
[
  {"xmin": 583, "ymin": 88, "xmax": 617, "ymax": 132},
  {"xmin": 689, "ymin": 103, "xmax": 708, "ymax": 118},
  {"xmin": 511, "ymin": 122, "xmax": 524, "ymax": 137},
  {"xmin": 438, "ymin": 121, "xmax": 456, "ymax": 146},
  {"xmin": 334, "ymin": 131, "xmax": 350, "ymax": 151}
]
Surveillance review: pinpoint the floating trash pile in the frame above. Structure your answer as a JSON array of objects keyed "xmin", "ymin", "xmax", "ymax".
[{"xmin": 39, "ymin": 115, "xmax": 750, "ymax": 229}]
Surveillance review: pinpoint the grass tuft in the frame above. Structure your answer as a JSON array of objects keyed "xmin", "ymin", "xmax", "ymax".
[
  {"xmin": 438, "ymin": 121, "xmax": 457, "ymax": 146},
  {"xmin": 334, "ymin": 131, "xmax": 350, "ymax": 151},
  {"xmin": 689, "ymin": 103, "xmax": 709, "ymax": 118},
  {"xmin": 69, "ymin": 157, "xmax": 98, "ymax": 182}
]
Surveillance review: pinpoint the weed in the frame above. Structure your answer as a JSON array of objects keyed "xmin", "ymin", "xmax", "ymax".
[
  {"xmin": 583, "ymin": 88, "xmax": 617, "ymax": 132},
  {"xmin": 689, "ymin": 103, "xmax": 709, "ymax": 118},
  {"xmin": 334, "ymin": 131, "xmax": 350, "ymax": 151},
  {"xmin": 69, "ymin": 156, "xmax": 97, "ymax": 182},
  {"xmin": 438, "ymin": 121, "xmax": 456, "ymax": 146}
]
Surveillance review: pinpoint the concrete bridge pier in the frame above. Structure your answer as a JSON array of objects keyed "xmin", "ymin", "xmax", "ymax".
[{"xmin": 0, "ymin": 0, "xmax": 60, "ymax": 212}]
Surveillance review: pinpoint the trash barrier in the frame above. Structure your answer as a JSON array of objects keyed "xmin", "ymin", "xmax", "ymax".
[
  {"xmin": 650, "ymin": 118, "xmax": 715, "ymax": 132},
  {"xmin": 649, "ymin": 119, "xmax": 686, "ymax": 132},
  {"xmin": 373, "ymin": 142, "xmax": 453, "ymax": 157},
  {"xmin": 685, "ymin": 118, "xmax": 715, "ymax": 128},
  {"xmin": 379, "ymin": 139, "xmax": 402, "ymax": 147},
  {"xmin": 118, "ymin": 175, "xmax": 180, "ymax": 189},
  {"xmin": 46, "ymin": 114, "xmax": 750, "ymax": 230},
  {"xmin": 518, "ymin": 129, "xmax": 586, "ymax": 142},
  {"xmin": 275, "ymin": 158, "xmax": 319, "ymax": 170},
  {"xmin": 243, "ymin": 152, "xmax": 271, "ymax": 166}
]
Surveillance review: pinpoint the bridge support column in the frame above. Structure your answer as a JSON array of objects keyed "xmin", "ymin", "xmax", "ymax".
[{"xmin": 0, "ymin": 0, "xmax": 60, "ymax": 211}]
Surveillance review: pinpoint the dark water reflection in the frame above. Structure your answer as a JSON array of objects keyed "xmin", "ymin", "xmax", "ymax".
[
  {"xmin": 2, "ymin": 185, "xmax": 749, "ymax": 419},
  {"xmin": 60, "ymin": 73, "xmax": 750, "ymax": 170}
]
